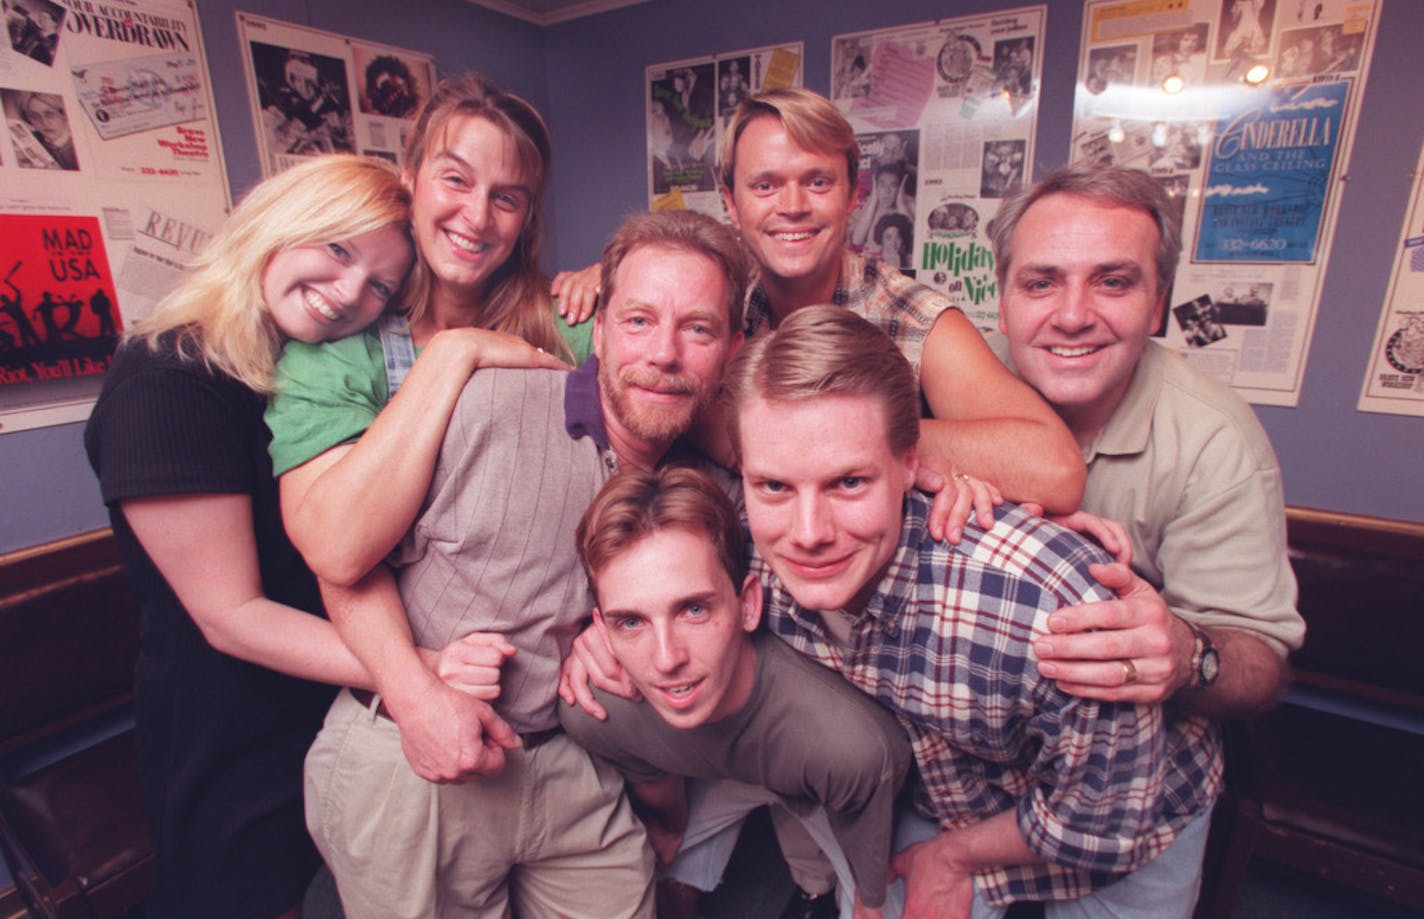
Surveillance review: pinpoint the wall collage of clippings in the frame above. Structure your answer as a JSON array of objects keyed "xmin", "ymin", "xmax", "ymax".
[
  {"xmin": 644, "ymin": 0, "xmax": 1409, "ymax": 413},
  {"xmin": 0, "ymin": 3, "xmax": 434, "ymax": 434},
  {"xmin": 1, "ymin": 0, "xmax": 226, "ymax": 430},
  {"xmin": 1, "ymin": 0, "xmax": 1413, "ymax": 429},
  {"xmin": 1073, "ymin": 0, "xmax": 1380, "ymax": 408}
]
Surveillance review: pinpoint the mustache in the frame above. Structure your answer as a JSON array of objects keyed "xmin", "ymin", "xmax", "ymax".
[{"xmin": 620, "ymin": 368, "xmax": 697, "ymax": 395}]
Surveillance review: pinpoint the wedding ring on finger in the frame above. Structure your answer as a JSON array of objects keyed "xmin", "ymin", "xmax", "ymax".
[
  {"xmin": 1120, "ymin": 659, "xmax": 1139, "ymax": 685},
  {"xmin": 953, "ymin": 473, "xmax": 971, "ymax": 483}
]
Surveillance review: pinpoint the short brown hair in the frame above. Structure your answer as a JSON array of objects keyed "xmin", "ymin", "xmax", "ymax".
[
  {"xmin": 577, "ymin": 467, "xmax": 745, "ymax": 595},
  {"xmin": 723, "ymin": 306, "xmax": 919, "ymax": 458},
  {"xmin": 717, "ymin": 87, "xmax": 858, "ymax": 197},
  {"xmin": 987, "ymin": 165, "xmax": 1184, "ymax": 296},
  {"xmin": 600, "ymin": 210, "xmax": 749, "ymax": 334}
]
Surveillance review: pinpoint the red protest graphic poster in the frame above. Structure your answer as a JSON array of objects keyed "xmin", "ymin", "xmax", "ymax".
[{"xmin": 1, "ymin": 213, "xmax": 123, "ymax": 385}]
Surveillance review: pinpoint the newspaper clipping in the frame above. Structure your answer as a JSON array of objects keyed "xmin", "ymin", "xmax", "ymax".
[
  {"xmin": 832, "ymin": 7, "xmax": 1045, "ymax": 332},
  {"xmin": 646, "ymin": 43, "xmax": 803, "ymax": 218},
  {"xmin": 1072, "ymin": 0, "xmax": 1381, "ymax": 406},
  {"xmin": 1358, "ymin": 141, "xmax": 1424, "ymax": 417},
  {"xmin": 236, "ymin": 13, "xmax": 434, "ymax": 177},
  {"xmin": 1, "ymin": 0, "xmax": 228, "ymax": 431}
]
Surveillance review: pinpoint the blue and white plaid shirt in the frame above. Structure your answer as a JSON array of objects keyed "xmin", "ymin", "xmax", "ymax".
[{"xmin": 752, "ymin": 492, "xmax": 1223, "ymax": 906}]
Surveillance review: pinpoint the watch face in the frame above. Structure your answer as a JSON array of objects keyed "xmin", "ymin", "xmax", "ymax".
[{"xmin": 1201, "ymin": 648, "xmax": 1221, "ymax": 685}]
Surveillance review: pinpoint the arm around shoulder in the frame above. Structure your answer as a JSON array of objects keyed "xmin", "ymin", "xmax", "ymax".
[
  {"xmin": 918, "ymin": 309, "xmax": 1084, "ymax": 513},
  {"xmin": 276, "ymin": 327, "xmax": 566, "ymax": 585}
]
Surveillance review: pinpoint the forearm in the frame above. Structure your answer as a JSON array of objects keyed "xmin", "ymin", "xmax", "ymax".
[
  {"xmin": 1179, "ymin": 626, "xmax": 1289, "ymax": 717},
  {"xmin": 318, "ymin": 564, "xmax": 441, "ymax": 712},
  {"xmin": 918, "ymin": 311, "xmax": 1085, "ymax": 514},
  {"xmin": 894, "ymin": 809, "xmax": 1042, "ymax": 916},
  {"xmin": 931, "ymin": 810, "xmax": 1040, "ymax": 874},
  {"xmin": 919, "ymin": 416, "xmax": 1084, "ymax": 513},
  {"xmin": 201, "ymin": 595, "xmax": 374, "ymax": 687}
]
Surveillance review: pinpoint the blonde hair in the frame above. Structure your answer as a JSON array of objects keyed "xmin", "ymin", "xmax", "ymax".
[
  {"xmin": 723, "ymin": 306, "xmax": 920, "ymax": 459},
  {"xmin": 403, "ymin": 73, "xmax": 569, "ymax": 360},
  {"xmin": 132, "ymin": 154, "xmax": 416, "ymax": 393},
  {"xmin": 717, "ymin": 87, "xmax": 859, "ymax": 197}
]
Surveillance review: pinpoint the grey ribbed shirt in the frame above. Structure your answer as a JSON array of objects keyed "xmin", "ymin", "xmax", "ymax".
[{"xmin": 392, "ymin": 363, "xmax": 617, "ymax": 733}]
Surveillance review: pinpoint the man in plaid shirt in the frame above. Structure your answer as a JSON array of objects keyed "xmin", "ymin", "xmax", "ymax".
[
  {"xmin": 724, "ymin": 306, "xmax": 1221, "ymax": 919},
  {"xmin": 716, "ymin": 87, "xmax": 1083, "ymax": 518}
]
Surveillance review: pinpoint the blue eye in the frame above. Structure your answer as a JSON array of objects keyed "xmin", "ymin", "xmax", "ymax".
[{"xmin": 327, "ymin": 242, "xmax": 349, "ymax": 260}]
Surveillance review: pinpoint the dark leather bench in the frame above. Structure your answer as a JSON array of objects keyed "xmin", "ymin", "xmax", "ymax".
[
  {"xmin": 0, "ymin": 530, "xmax": 152, "ymax": 919},
  {"xmin": 1199, "ymin": 507, "xmax": 1424, "ymax": 915}
]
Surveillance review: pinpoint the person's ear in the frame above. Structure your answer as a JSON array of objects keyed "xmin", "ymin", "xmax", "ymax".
[
  {"xmin": 725, "ymin": 329, "xmax": 745, "ymax": 360},
  {"xmin": 901, "ymin": 446, "xmax": 920, "ymax": 493},
  {"xmin": 738, "ymin": 574, "xmax": 763, "ymax": 633},
  {"xmin": 722, "ymin": 184, "xmax": 742, "ymax": 235}
]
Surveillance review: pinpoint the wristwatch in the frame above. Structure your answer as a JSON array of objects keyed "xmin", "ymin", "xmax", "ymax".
[{"xmin": 1185, "ymin": 620, "xmax": 1220, "ymax": 689}]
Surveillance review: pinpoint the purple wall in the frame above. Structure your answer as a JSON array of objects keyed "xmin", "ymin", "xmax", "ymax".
[{"xmin": 539, "ymin": 0, "xmax": 1424, "ymax": 524}]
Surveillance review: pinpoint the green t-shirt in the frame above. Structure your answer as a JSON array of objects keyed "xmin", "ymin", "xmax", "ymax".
[{"xmin": 265, "ymin": 309, "xmax": 593, "ymax": 477}]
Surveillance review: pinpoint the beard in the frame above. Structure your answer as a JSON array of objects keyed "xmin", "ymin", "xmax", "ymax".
[{"xmin": 600, "ymin": 363, "xmax": 713, "ymax": 444}]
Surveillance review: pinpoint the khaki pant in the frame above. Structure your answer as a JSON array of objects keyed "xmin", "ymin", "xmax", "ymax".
[{"xmin": 305, "ymin": 689, "xmax": 654, "ymax": 919}]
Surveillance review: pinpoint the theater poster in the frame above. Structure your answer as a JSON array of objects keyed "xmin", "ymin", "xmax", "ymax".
[
  {"xmin": 1072, "ymin": 0, "xmax": 1381, "ymax": 407},
  {"xmin": 236, "ymin": 13, "xmax": 435, "ymax": 178},
  {"xmin": 1358, "ymin": 141, "xmax": 1424, "ymax": 417},
  {"xmin": 0, "ymin": 0, "xmax": 228, "ymax": 433},
  {"xmin": 832, "ymin": 7, "xmax": 1045, "ymax": 333},
  {"xmin": 646, "ymin": 43, "xmax": 803, "ymax": 218}
]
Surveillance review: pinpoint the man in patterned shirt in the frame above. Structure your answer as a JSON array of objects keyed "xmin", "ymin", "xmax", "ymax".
[
  {"xmin": 717, "ymin": 86, "xmax": 1083, "ymax": 517},
  {"xmin": 723, "ymin": 306, "xmax": 1221, "ymax": 919},
  {"xmin": 561, "ymin": 86, "xmax": 1081, "ymax": 517}
]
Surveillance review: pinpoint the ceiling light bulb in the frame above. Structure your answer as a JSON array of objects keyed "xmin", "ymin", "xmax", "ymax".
[{"xmin": 1244, "ymin": 63, "xmax": 1271, "ymax": 85}]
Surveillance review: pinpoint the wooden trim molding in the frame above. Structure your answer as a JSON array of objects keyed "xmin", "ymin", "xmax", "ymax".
[
  {"xmin": 0, "ymin": 529, "xmax": 119, "ymax": 597},
  {"xmin": 1287, "ymin": 507, "xmax": 1424, "ymax": 560}
]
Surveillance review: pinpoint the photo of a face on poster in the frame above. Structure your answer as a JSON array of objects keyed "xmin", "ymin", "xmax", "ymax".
[
  {"xmin": 352, "ymin": 48, "xmax": 430, "ymax": 119},
  {"xmin": 981, "ymin": 139, "xmax": 1025, "ymax": 198},
  {"xmin": 2, "ymin": 88, "xmax": 78, "ymax": 170},
  {"xmin": 849, "ymin": 130, "xmax": 919, "ymax": 270},
  {"xmin": 1084, "ymin": 44, "xmax": 1137, "ymax": 94},
  {"xmin": 717, "ymin": 56, "xmax": 751, "ymax": 129},
  {"xmin": 1150, "ymin": 24, "xmax": 1209, "ymax": 85},
  {"xmin": 3, "ymin": 0, "xmax": 63, "ymax": 67},
  {"xmin": 249, "ymin": 41, "xmax": 355, "ymax": 171}
]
